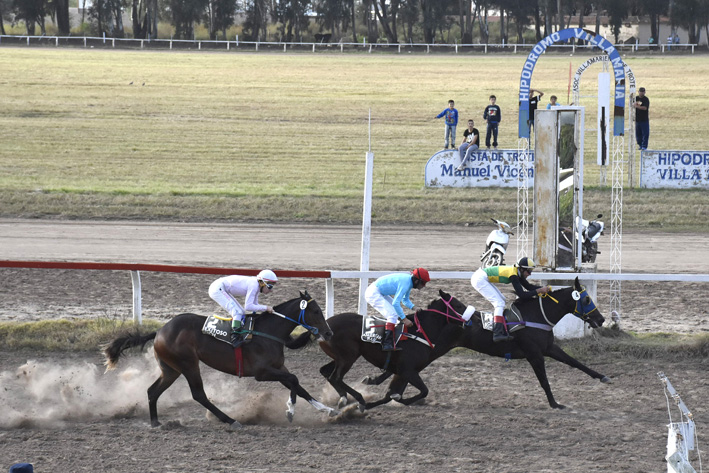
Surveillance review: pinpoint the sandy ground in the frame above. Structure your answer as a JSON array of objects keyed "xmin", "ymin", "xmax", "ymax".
[{"xmin": 0, "ymin": 219, "xmax": 707, "ymax": 472}]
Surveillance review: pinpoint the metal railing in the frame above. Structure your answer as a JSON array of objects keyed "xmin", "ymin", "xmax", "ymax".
[
  {"xmin": 0, "ymin": 34, "xmax": 701, "ymax": 54},
  {"xmin": 2, "ymin": 260, "xmax": 708, "ymax": 324}
]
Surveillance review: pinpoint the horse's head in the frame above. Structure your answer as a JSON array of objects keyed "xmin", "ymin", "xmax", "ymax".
[
  {"xmin": 296, "ymin": 290, "xmax": 333, "ymax": 341},
  {"xmin": 569, "ymin": 277, "xmax": 605, "ymax": 328}
]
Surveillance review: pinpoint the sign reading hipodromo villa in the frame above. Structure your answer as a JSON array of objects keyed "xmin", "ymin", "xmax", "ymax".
[
  {"xmin": 641, "ymin": 150, "xmax": 709, "ymax": 189},
  {"xmin": 425, "ymin": 149, "xmax": 535, "ymax": 188}
]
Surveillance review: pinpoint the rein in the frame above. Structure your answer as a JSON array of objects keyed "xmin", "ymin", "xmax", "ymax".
[
  {"xmin": 535, "ymin": 286, "xmax": 599, "ymax": 329},
  {"xmin": 412, "ymin": 295, "xmax": 466, "ymax": 348},
  {"xmin": 272, "ymin": 298, "xmax": 320, "ymax": 336},
  {"xmin": 244, "ymin": 298, "xmax": 321, "ymax": 345}
]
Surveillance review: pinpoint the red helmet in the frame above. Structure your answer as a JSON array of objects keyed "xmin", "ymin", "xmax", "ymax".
[{"xmin": 412, "ymin": 267, "xmax": 431, "ymax": 283}]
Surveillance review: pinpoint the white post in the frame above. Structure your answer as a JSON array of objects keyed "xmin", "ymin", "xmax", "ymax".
[
  {"xmin": 358, "ymin": 110, "xmax": 374, "ymax": 316},
  {"xmin": 326, "ymin": 278, "xmax": 334, "ymax": 319},
  {"xmin": 130, "ymin": 270, "xmax": 142, "ymax": 324}
]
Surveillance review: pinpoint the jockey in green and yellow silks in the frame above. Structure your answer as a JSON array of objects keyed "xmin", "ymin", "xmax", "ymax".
[{"xmin": 467, "ymin": 257, "xmax": 550, "ymax": 342}]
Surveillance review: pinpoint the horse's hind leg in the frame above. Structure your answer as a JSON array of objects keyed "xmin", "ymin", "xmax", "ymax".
[
  {"xmin": 546, "ymin": 343, "xmax": 611, "ymax": 383},
  {"xmin": 361, "ymin": 370, "xmax": 393, "ymax": 386},
  {"xmin": 181, "ymin": 366, "xmax": 239, "ymax": 427},
  {"xmin": 320, "ymin": 360, "xmax": 367, "ymax": 409},
  {"xmin": 394, "ymin": 372, "xmax": 428, "ymax": 406},
  {"xmin": 147, "ymin": 360, "xmax": 181, "ymax": 427}
]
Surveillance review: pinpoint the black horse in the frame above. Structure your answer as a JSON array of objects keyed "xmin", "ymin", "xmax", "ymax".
[
  {"xmin": 317, "ymin": 290, "xmax": 468, "ymax": 410},
  {"xmin": 104, "ymin": 291, "xmax": 336, "ymax": 428},
  {"xmin": 365, "ymin": 277, "xmax": 609, "ymax": 409}
]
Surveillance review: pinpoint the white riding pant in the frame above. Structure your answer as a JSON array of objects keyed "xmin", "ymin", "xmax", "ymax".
[
  {"xmin": 471, "ymin": 268, "xmax": 506, "ymax": 317},
  {"xmin": 364, "ymin": 284, "xmax": 400, "ymax": 325},
  {"xmin": 208, "ymin": 280, "xmax": 245, "ymax": 323}
]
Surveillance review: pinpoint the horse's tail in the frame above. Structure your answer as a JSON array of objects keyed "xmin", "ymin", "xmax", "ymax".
[
  {"xmin": 285, "ymin": 330, "xmax": 312, "ymax": 350},
  {"xmin": 103, "ymin": 330, "xmax": 157, "ymax": 371}
]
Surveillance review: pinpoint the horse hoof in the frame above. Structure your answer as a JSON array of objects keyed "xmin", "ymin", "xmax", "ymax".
[
  {"xmin": 600, "ymin": 376, "xmax": 612, "ymax": 383},
  {"xmin": 552, "ymin": 404, "xmax": 566, "ymax": 410},
  {"xmin": 361, "ymin": 376, "xmax": 372, "ymax": 385},
  {"xmin": 328, "ymin": 408, "xmax": 340, "ymax": 417},
  {"xmin": 287, "ymin": 411, "xmax": 294, "ymax": 423},
  {"xmin": 389, "ymin": 393, "xmax": 401, "ymax": 401},
  {"xmin": 358, "ymin": 403, "xmax": 366, "ymax": 413},
  {"xmin": 337, "ymin": 396, "xmax": 348, "ymax": 409},
  {"xmin": 229, "ymin": 420, "xmax": 243, "ymax": 430},
  {"xmin": 151, "ymin": 421, "xmax": 161, "ymax": 428}
]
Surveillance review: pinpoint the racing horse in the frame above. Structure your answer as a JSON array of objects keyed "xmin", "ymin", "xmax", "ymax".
[
  {"xmin": 316, "ymin": 290, "xmax": 468, "ymax": 411},
  {"xmin": 104, "ymin": 291, "xmax": 336, "ymax": 428},
  {"xmin": 366, "ymin": 277, "xmax": 609, "ymax": 409}
]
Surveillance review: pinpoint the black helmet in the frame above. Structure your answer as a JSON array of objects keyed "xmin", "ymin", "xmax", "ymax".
[{"xmin": 517, "ymin": 257, "xmax": 536, "ymax": 269}]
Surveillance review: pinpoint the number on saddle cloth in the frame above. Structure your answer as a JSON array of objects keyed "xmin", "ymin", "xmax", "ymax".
[
  {"xmin": 202, "ymin": 315, "xmax": 256, "ymax": 345},
  {"xmin": 361, "ymin": 315, "xmax": 405, "ymax": 345},
  {"xmin": 478, "ymin": 305, "xmax": 524, "ymax": 333}
]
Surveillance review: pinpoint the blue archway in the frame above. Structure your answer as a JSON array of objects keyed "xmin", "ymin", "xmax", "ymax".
[{"xmin": 518, "ymin": 28, "xmax": 626, "ymax": 139}]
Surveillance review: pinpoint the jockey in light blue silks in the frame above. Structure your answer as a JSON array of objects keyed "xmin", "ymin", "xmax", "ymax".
[{"xmin": 365, "ymin": 268, "xmax": 430, "ymax": 351}]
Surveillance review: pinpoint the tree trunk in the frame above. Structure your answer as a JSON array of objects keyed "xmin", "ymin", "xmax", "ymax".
[
  {"xmin": 595, "ymin": 6, "xmax": 600, "ymax": 35},
  {"xmin": 0, "ymin": 11, "xmax": 5, "ymax": 35},
  {"xmin": 499, "ymin": 8, "xmax": 504, "ymax": 43},
  {"xmin": 113, "ymin": 1, "xmax": 124, "ymax": 37},
  {"xmin": 55, "ymin": 0, "xmax": 71, "ymax": 35},
  {"xmin": 534, "ymin": 4, "xmax": 542, "ymax": 40},
  {"xmin": 351, "ymin": 0, "xmax": 357, "ymax": 42}
]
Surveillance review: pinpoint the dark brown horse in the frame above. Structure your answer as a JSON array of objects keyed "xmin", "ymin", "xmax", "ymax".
[
  {"xmin": 366, "ymin": 277, "xmax": 609, "ymax": 409},
  {"xmin": 317, "ymin": 290, "xmax": 468, "ymax": 410},
  {"xmin": 104, "ymin": 291, "xmax": 336, "ymax": 428}
]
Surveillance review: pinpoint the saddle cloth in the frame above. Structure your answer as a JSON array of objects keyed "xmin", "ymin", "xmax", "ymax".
[
  {"xmin": 202, "ymin": 315, "xmax": 255, "ymax": 345},
  {"xmin": 480, "ymin": 304, "xmax": 525, "ymax": 333},
  {"xmin": 361, "ymin": 315, "xmax": 406, "ymax": 345}
]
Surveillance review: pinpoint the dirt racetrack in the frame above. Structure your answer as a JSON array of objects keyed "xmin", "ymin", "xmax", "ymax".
[{"xmin": 1, "ymin": 220, "xmax": 708, "ymax": 472}]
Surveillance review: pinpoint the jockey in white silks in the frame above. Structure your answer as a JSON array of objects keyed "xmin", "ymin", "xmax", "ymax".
[{"xmin": 208, "ymin": 269, "xmax": 278, "ymax": 347}]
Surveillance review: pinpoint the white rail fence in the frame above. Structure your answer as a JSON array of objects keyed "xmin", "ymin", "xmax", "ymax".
[
  {"xmin": 2, "ymin": 260, "xmax": 708, "ymax": 325},
  {"xmin": 0, "ymin": 34, "xmax": 700, "ymax": 54}
]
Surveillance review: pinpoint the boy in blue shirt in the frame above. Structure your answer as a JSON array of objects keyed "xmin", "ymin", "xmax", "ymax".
[
  {"xmin": 435, "ymin": 99, "xmax": 459, "ymax": 150},
  {"xmin": 365, "ymin": 268, "xmax": 430, "ymax": 351},
  {"xmin": 482, "ymin": 95, "xmax": 501, "ymax": 149}
]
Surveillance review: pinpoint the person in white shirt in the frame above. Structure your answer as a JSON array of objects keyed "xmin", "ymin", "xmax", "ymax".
[{"xmin": 208, "ymin": 269, "xmax": 278, "ymax": 347}]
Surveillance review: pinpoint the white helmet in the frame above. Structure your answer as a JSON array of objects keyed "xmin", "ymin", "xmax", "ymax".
[{"xmin": 257, "ymin": 269, "xmax": 278, "ymax": 284}]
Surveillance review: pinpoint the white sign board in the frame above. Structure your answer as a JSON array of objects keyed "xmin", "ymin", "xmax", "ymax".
[
  {"xmin": 425, "ymin": 149, "xmax": 535, "ymax": 188},
  {"xmin": 640, "ymin": 150, "xmax": 709, "ymax": 189}
]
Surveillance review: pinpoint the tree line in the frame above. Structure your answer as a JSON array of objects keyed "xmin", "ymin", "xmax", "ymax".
[{"xmin": 1, "ymin": 0, "xmax": 707, "ymax": 45}]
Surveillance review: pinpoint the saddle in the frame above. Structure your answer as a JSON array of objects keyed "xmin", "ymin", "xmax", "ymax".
[
  {"xmin": 479, "ymin": 304, "xmax": 525, "ymax": 333},
  {"xmin": 361, "ymin": 315, "xmax": 407, "ymax": 345},
  {"xmin": 202, "ymin": 315, "xmax": 256, "ymax": 345}
]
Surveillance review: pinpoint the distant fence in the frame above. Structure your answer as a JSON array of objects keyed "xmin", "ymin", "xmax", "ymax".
[
  {"xmin": 0, "ymin": 34, "xmax": 701, "ymax": 54},
  {"xmin": 2, "ymin": 260, "xmax": 708, "ymax": 324}
]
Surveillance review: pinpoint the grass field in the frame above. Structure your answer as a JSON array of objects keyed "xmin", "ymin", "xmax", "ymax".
[{"xmin": 1, "ymin": 47, "xmax": 707, "ymax": 229}]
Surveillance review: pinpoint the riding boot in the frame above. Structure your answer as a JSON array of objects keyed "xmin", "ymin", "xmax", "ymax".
[
  {"xmin": 381, "ymin": 330, "xmax": 401, "ymax": 351},
  {"xmin": 492, "ymin": 322, "xmax": 513, "ymax": 343},
  {"xmin": 231, "ymin": 321, "xmax": 245, "ymax": 348}
]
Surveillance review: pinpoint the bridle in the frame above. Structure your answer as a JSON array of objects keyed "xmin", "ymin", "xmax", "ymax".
[
  {"xmin": 538, "ymin": 286, "xmax": 599, "ymax": 326},
  {"xmin": 272, "ymin": 297, "xmax": 322, "ymax": 336},
  {"xmin": 412, "ymin": 294, "xmax": 466, "ymax": 348}
]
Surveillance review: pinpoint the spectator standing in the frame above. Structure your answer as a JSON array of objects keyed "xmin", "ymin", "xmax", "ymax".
[
  {"xmin": 482, "ymin": 95, "xmax": 501, "ymax": 149},
  {"xmin": 634, "ymin": 87, "xmax": 650, "ymax": 150},
  {"xmin": 457, "ymin": 119, "xmax": 480, "ymax": 171},
  {"xmin": 435, "ymin": 99, "xmax": 459, "ymax": 149},
  {"xmin": 528, "ymin": 88, "xmax": 544, "ymax": 129},
  {"xmin": 546, "ymin": 95, "xmax": 559, "ymax": 109}
]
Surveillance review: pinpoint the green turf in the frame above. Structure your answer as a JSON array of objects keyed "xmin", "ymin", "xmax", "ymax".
[{"xmin": 1, "ymin": 48, "xmax": 707, "ymax": 228}]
